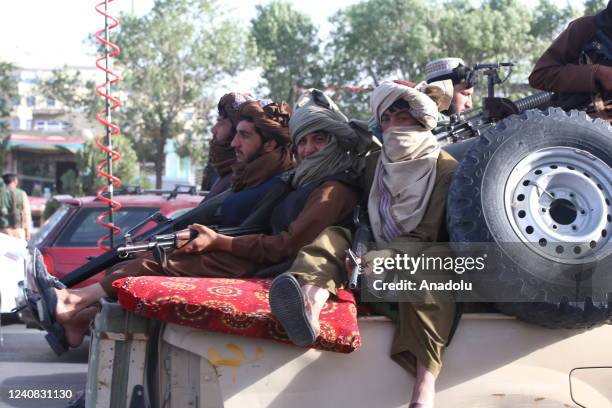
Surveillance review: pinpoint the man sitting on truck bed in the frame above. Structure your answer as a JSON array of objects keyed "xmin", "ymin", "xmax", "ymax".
[
  {"xmin": 39, "ymin": 94, "xmax": 369, "ymax": 352},
  {"xmin": 424, "ymin": 57, "xmax": 477, "ymax": 125},
  {"xmin": 268, "ymin": 79, "xmax": 458, "ymax": 408},
  {"xmin": 203, "ymin": 92, "xmax": 255, "ymax": 198}
]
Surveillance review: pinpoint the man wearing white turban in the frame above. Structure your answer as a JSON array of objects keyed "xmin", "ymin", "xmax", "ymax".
[{"xmin": 270, "ymin": 80, "xmax": 458, "ymax": 408}]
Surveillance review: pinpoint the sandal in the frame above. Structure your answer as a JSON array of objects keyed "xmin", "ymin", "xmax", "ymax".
[
  {"xmin": 28, "ymin": 249, "xmax": 69, "ymax": 355},
  {"xmin": 269, "ymin": 273, "xmax": 318, "ymax": 347}
]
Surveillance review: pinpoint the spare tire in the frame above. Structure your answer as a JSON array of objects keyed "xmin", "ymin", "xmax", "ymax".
[{"xmin": 447, "ymin": 108, "xmax": 612, "ymax": 329}]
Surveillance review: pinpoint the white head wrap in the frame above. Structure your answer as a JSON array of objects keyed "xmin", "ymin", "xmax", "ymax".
[{"xmin": 370, "ymin": 80, "xmax": 452, "ymax": 131}]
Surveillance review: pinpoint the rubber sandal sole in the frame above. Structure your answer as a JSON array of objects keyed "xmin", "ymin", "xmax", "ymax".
[
  {"xmin": 31, "ymin": 251, "xmax": 69, "ymax": 355},
  {"xmin": 269, "ymin": 274, "xmax": 317, "ymax": 347}
]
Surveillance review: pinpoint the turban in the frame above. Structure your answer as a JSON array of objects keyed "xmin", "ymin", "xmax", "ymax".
[
  {"xmin": 217, "ymin": 92, "xmax": 256, "ymax": 128},
  {"xmin": 238, "ymin": 100, "xmax": 292, "ymax": 146},
  {"xmin": 370, "ymin": 80, "xmax": 453, "ymax": 131},
  {"xmin": 289, "ymin": 89, "xmax": 370, "ymax": 153},
  {"xmin": 289, "ymin": 89, "xmax": 370, "ymax": 187}
]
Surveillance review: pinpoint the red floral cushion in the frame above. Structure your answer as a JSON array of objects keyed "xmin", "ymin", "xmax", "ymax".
[{"xmin": 113, "ymin": 276, "xmax": 361, "ymax": 353}]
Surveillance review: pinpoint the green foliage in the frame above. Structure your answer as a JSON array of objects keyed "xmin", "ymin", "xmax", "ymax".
[
  {"xmin": 38, "ymin": 66, "xmax": 102, "ymax": 120},
  {"xmin": 113, "ymin": 0, "xmax": 251, "ymax": 188},
  {"xmin": 323, "ymin": 0, "xmax": 580, "ymax": 116},
  {"xmin": 76, "ymin": 136, "xmax": 140, "ymax": 195},
  {"xmin": 251, "ymin": 0, "xmax": 324, "ymax": 104},
  {"xmin": 530, "ymin": 0, "xmax": 576, "ymax": 41},
  {"xmin": 584, "ymin": 0, "xmax": 606, "ymax": 16},
  {"xmin": 0, "ymin": 61, "xmax": 17, "ymax": 169},
  {"xmin": 43, "ymin": 199, "xmax": 61, "ymax": 221},
  {"xmin": 59, "ymin": 169, "xmax": 82, "ymax": 195},
  {"xmin": 328, "ymin": 0, "xmax": 432, "ymax": 86}
]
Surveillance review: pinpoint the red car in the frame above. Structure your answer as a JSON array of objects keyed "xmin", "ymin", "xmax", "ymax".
[{"xmin": 31, "ymin": 189, "xmax": 203, "ymax": 288}]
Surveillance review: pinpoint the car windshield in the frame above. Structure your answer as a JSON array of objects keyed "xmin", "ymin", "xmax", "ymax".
[
  {"xmin": 30, "ymin": 204, "xmax": 71, "ymax": 247},
  {"xmin": 54, "ymin": 207, "xmax": 158, "ymax": 247}
]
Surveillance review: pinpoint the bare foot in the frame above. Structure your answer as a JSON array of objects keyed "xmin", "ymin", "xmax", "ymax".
[
  {"xmin": 63, "ymin": 306, "xmax": 98, "ymax": 347},
  {"xmin": 54, "ymin": 283, "xmax": 107, "ymax": 325},
  {"xmin": 411, "ymin": 363, "xmax": 436, "ymax": 408},
  {"xmin": 301, "ymin": 285, "xmax": 329, "ymax": 337},
  {"xmin": 54, "ymin": 288, "xmax": 77, "ymax": 324}
]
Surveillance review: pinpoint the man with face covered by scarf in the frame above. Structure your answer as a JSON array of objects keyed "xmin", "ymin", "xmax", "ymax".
[
  {"xmin": 269, "ymin": 80, "xmax": 457, "ymax": 408},
  {"xmin": 529, "ymin": 1, "xmax": 612, "ymax": 119},
  {"xmin": 43, "ymin": 94, "xmax": 363, "ymax": 353},
  {"xmin": 40, "ymin": 100, "xmax": 294, "ymax": 352}
]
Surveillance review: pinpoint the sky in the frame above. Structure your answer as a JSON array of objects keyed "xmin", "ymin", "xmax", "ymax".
[
  {"xmin": 0, "ymin": 0, "xmax": 360, "ymax": 69},
  {"xmin": 0, "ymin": 0, "xmax": 587, "ymax": 96}
]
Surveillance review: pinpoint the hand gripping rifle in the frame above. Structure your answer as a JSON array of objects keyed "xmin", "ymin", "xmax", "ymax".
[
  {"xmin": 115, "ymin": 224, "xmax": 264, "ymax": 273},
  {"xmin": 346, "ymin": 206, "xmax": 372, "ymax": 290},
  {"xmin": 59, "ymin": 176, "xmax": 292, "ymax": 288}
]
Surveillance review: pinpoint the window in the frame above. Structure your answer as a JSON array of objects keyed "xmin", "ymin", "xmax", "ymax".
[
  {"xmin": 47, "ymin": 98, "xmax": 56, "ymax": 107},
  {"xmin": 34, "ymin": 120, "xmax": 45, "ymax": 130},
  {"xmin": 10, "ymin": 118, "xmax": 20, "ymax": 129},
  {"xmin": 11, "ymin": 96, "xmax": 20, "ymax": 107},
  {"xmin": 31, "ymin": 205, "xmax": 71, "ymax": 247},
  {"xmin": 26, "ymin": 96, "xmax": 35, "ymax": 107},
  {"xmin": 54, "ymin": 207, "xmax": 158, "ymax": 247},
  {"xmin": 26, "ymin": 120, "xmax": 32, "ymax": 129}
]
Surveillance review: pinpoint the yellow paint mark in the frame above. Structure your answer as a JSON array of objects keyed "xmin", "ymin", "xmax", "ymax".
[
  {"xmin": 206, "ymin": 343, "xmax": 263, "ymax": 368},
  {"xmin": 207, "ymin": 344, "xmax": 246, "ymax": 367},
  {"xmin": 226, "ymin": 343, "xmax": 246, "ymax": 361},
  {"xmin": 250, "ymin": 346, "xmax": 265, "ymax": 363}
]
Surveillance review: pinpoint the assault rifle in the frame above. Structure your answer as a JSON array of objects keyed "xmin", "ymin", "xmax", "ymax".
[
  {"xmin": 435, "ymin": 62, "xmax": 555, "ymax": 144},
  {"xmin": 346, "ymin": 206, "xmax": 372, "ymax": 290},
  {"xmin": 57, "ymin": 178, "xmax": 292, "ymax": 288},
  {"xmin": 115, "ymin": 223, "xmax": 265, "ymax": 272}
]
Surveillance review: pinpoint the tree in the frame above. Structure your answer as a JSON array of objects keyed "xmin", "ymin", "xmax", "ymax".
[
  {"xmin": 0, "ymin": 61, "xmax": 17, "ymax": 170},
  {"xmin": 530, "ymin": 0, "xmax": 576, "ymax": 42},
  {"xmin": 38, "ymin": 66, "xmax": 102, "ymax": 122},
  {"xmin": 324, "ymin": 0, "xmax": 579, "ymax": 116},
  {"xmin": 584, "ymin": 0, "xmax": 606, "ymax": 16},
  {"xmin": 114, "ymin": 0, "xmax": 251, "ymax": 188},
  {"xmin": 251, "ymin": 0, "xmax": 324, "ymax": 104},
  {"xmin": 74, "ymin": 136, "xmax": 141, "ymax": 196}
]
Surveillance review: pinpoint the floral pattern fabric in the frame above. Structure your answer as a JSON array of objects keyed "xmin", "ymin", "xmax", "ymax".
[{"xmin": 113, "ymin": 276, "xmax": 361, "ymax": 353}]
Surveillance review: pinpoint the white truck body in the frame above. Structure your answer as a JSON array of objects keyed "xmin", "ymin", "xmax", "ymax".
[{"xmin": 87, "ymin": 302, "xmax": 612, "ymax": 408}]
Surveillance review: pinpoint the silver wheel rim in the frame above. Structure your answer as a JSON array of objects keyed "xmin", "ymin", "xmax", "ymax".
[{"xmin": 504, "ymin": 147, "xmax": 612, "ymax": 263}]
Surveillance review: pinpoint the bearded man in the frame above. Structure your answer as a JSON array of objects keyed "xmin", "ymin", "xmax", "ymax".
[
  {"xmin": 34, "ymin": 95, "xmax": 368, "ymax": 356},
  {"xmin": 270, "ymin": 80, "xmax": 458, "ymax": 408}
]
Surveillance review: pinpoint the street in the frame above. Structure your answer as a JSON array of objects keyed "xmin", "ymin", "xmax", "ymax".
[{"xmin": 0, "ymin": 322, "xmax": 88, "ymax": 408}]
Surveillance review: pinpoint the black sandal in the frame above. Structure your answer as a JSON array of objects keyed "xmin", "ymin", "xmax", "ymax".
[
  {"xmin": 269, "ymin": 273, "xmax": 318, "ymax": 347},
  {"xmin": 27, "ymin": 249, "xmax": 69, "ymax": 355}
]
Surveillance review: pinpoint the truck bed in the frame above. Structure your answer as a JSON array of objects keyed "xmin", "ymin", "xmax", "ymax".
[{"xmin": 158, "ymin": 313, "xmax": 612, "ymax": 407}]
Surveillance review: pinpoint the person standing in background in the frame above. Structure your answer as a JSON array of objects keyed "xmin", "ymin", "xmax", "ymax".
[{"xmin": 0, "ymin": 173, "xmax": 32, "ymax": 241}]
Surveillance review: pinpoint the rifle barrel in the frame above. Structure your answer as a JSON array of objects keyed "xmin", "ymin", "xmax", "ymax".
[{"xmin": 61, "ymin": 219, "xmax": 266, "ymax": 287}]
